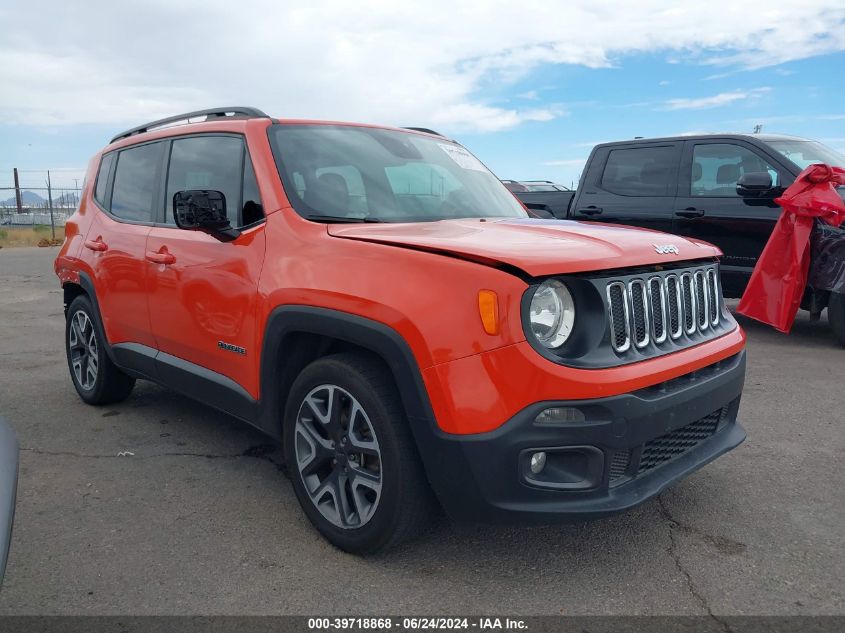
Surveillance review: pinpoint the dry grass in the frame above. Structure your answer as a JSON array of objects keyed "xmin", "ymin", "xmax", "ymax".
[{"xmin": 0, "ymin": 225, "xmax": 65, "ymax": 248}]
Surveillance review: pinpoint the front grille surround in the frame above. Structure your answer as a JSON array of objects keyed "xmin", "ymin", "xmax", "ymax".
[
  {"xmin": 648, "ymin": 276, "xmax": 668, "ymax": 344},
  {"xmin": 521, "ymin": 260, "xmax": 734, "ymax": 369},
  {"xmin": 694, "ymin": 270, "xmax": 709, "ymax": 331},
  {"xmin": 680, "ymin": 272, "xmax": 696, "ymax": 335},
  {"xmin": 628, "ymin": 279, "xmax": 650, "ymax": 348},
  {"xmin": 603, "ymin": 263, "xmax": 729, "ymax": 360},
  {"xmin": 606, "ymin": 282, "xmax": 631, "ymax": 353},
  {"xmin": 707, "ymin": 268, "xmax": 720, "ymax": 326},
  {"xmin": 665, "ymin": 274, "xmax": 682, "ymax": 339}
]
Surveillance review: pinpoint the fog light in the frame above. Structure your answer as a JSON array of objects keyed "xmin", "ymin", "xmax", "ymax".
[
  {"xmin": 535, "ymin": 407, "xmax": 587, "ymax": 425},
  {"xmin": 529, "ymin": 451, "xmax": 547, "ymax": 474}
]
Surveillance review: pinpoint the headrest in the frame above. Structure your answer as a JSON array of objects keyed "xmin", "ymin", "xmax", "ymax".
[
  {"xmin": 692, "ymin": 162, "xmax": 702, "ymax": 182},
  {"xmin": 716, "ymin": 164, "xmax": 741, "ymax": 184},
  {"xmin": 317, "ymin": 172, "xmax": 349, "ymax": 195}
]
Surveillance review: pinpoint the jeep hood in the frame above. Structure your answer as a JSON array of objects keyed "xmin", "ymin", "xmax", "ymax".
[{"xmin": 327, "ymin": 218, "xmax": 721, "ymax": 277}]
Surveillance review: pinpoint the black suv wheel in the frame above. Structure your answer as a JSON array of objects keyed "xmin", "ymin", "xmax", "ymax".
[
  {"xmin": 65, "ymin": 295, "xmax": 135, "ymax": 405},
  {"xmin": 283, "ymin": 352, "xmax": 435, "ymax": 554}
]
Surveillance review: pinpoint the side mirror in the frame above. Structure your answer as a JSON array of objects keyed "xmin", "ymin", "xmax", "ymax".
[
  {"xmin": 173, "ymin": 190, "xmax": 240, "ymax": 241},
  {"xmin": 736, "ymin": 172, "xmax": 774, "ymax": 198}
]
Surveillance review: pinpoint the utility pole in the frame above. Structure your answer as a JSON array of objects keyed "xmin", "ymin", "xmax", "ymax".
[
  {"xmin": 46, "ymin": 170, "xmax": 55, "ymax": 241},
  {"xmin": 74, "ymin": 178, "xmax": 80, "ymax": 208},
  {"xmin": 13, "ymin": 168, "xmax": 23, "ymax": 213}
]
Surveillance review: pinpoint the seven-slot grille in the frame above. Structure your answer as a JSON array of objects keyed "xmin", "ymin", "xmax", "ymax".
[{"xmin": 607, "ymin": 265, "xmax": 721, "ymax": 354}]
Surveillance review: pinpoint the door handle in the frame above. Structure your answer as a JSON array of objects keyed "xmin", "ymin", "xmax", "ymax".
[
  {"xmin": 675, "ymin": 208, "xmax": 705, "ymax": 218},
  {"xmin": 84, "ymin": 238, "xmax": 108, "ymax": 252},
  {"xmin": 145, "ymin": 249, "xmax": 176, "ymax": 265},
  {"xmin": 577, "ymin": 206, "xmax": 603, "ymax": 216}
]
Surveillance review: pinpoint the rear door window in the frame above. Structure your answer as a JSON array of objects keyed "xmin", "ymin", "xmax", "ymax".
[
  {"xmin": 601, "ymin": 146, "xmax": 677, "ymax": 196},
  {"xmin": 110, "ymin": 142, "xmax": 164, "ymax": 222}
]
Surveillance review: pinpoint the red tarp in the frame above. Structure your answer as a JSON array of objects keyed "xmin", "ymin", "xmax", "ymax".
[{"xmin": 737, "ymin": 164, "xmax": 845, "ymax": 333}]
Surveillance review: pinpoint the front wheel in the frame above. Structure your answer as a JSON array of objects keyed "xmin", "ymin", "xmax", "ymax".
[
  {"xmin": 65, "ymin": 295, "xmax": 135, "ymax": 404},
  {"xmin": 283, "ymin": 353, "xmax": 435, "ymax": 554},
  {"xmin": 828, "ymin": 292, "xmax": 845, "ymax": 347}
]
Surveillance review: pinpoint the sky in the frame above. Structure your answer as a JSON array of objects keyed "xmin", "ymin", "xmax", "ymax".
[{"xmin": 1, "ymin": 0, "xmax": 844, "ymax": 192}]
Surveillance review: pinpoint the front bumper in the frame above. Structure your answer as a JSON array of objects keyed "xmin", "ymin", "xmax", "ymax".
[{"xmin": 415, "ymin": 351, "xmax": 746, "ymax": 523}]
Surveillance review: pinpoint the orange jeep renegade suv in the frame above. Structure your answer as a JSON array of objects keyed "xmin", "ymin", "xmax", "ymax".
[{"xmin": 55, "ymin": 107, "xmax": 747, "ymax": 553}]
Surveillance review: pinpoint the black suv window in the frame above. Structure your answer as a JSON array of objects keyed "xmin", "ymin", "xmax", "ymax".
[
  {"xmin": 691, "ymin": 143, "xmax": 780, "ymax": 197},
  {"xmin": 165, "ymin": 135, "xmax": 263, "ymax": 228},
  {"xmin": 110, "ymin": 143, "xmax": 164, "ymax": 222},
  {"xmin": 94, "ymin": 153, "xmax": 115, "ymax": 207},
  {"xmin": 601, "ymin": 146, "xmax": 676, "ymax": 196}
]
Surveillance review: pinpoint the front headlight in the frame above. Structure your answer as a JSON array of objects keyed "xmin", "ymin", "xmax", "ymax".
[{"xmin": 529, "ymin": 279, "xmax": 575, "ymax": 348}]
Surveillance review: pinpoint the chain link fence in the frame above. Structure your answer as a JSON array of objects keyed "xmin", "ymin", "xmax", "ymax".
[{"xmin": 1, "ymin": 169, "xmax": 82, "ymax": 228}]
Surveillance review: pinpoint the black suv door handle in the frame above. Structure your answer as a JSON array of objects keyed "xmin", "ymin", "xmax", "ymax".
[
  {"xmin": 576, "ymin": 206, "xmax": 603, "ymax": 216},
  {"xmin": 675, "ymin": 207, "xmax": 705, "ymax": 218}
]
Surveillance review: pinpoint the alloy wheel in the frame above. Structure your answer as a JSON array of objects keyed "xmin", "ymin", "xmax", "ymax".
[
  {"xmin": 294, "ymin": 384, "xmax": 383, "ymax": 529},
  {"xmin": 68, "ymin": 310, "xmax": 98, "ymax": 391}
]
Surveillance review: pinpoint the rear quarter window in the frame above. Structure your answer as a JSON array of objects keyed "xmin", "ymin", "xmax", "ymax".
[
  {"xmin": 94, "ymin": 153, "xmax": 115, "ymax": 207},
  {"xmin": 601, "ymin": 146, "xmax": 676, "ymax": 196}
]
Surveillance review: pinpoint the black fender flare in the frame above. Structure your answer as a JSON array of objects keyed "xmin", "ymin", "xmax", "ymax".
[
  {"xmin": 65, "ymin": 272, "xmax": 120, "ymax": 366},
  {"xmin": 257, "ymin": 306, "xmax": 439, "ymax": 440}
]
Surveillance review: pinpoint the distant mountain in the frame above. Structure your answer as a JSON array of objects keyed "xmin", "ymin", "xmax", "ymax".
[{"xmin": 1, "ymin": 190, "xmax": 48, "ymax": 207}]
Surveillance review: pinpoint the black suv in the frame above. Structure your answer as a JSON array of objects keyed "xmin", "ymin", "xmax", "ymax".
[{"xmin": 511, "ymin": 134, "xmax": 845, "ymax": 342}]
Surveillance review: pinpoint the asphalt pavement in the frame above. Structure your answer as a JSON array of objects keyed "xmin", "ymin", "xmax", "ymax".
[{"xmin": 0, "ymin": 246, "xmax": 842, "ymax": 615}]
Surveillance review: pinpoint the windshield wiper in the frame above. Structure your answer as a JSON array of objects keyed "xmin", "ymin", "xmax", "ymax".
[{"xmin": 305, "ymin": 214, "xmax": 385, "ymax": 223}]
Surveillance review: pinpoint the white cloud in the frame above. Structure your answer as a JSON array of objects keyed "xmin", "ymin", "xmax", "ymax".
[
  {"xmin": 0, "ymin": 1, "xmax": 843, "ymax": 132},
  {"xmin": 662, "ymin": 87, "xmax": 771, "ymax": 110}
]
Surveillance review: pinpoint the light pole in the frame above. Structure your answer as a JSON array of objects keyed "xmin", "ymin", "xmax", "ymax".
[{"xmin": 46, "ymin": 171, "xmax": 55, "ymax": 241}]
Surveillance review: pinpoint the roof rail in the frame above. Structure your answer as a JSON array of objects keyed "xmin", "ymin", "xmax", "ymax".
[
  {"xmin": 402, "ymin": 127, "xmax": 444, "ymax": 137},
  {"xmin": 110, "ymin": 107, "xmax": 270, "ymax": 143}
]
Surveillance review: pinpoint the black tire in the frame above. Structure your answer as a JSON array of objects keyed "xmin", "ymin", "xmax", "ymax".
[
  {"xmin": 65, "ymin": 295, "xmax": 135, "ymax": 405},
  {"xmin": 283, "ymin": 352, "xmax": 435, "ymax": 554},
  {"xmin": 829, "ymin": 292, "xmax": 845, "ymax": 347}
]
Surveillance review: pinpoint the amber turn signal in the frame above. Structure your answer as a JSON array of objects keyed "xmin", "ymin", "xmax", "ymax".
[{"xmin": 478, "ymin": 290, "xmax": 499, "ymax": 335}]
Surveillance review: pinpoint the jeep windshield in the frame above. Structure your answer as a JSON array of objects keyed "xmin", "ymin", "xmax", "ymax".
[
  {"xmin": 767, "ymin": 139, "xmax": 845, "ymax": 170},
  {"xmin": 269, "ymin": 124, "xmax": 527, "ymax": 223}
]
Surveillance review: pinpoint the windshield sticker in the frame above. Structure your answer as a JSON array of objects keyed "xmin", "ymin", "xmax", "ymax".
[{"xmin": 438, "ymin": 143, "xmax": 487, "ymax": 172}]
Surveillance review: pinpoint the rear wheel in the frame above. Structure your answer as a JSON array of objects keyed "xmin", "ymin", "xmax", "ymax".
[
  {"xmin": 283, "ymin": 353, "xmax": 435, "ymax": 554},
  {"xmin": 828, "ymin": 292, "xmax": 845, "ymax": 347},
  {"xmin": 65, "ymin": 295, "xmax": 135, "ymax": 404}
]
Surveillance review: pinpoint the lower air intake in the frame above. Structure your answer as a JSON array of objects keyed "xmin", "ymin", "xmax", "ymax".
[{"xmin": 637, "ymin": 407, "xmax": 727, "ymax": 475}]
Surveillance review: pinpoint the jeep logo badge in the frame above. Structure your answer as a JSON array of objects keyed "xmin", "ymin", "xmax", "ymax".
[{"xmin": 653, "ymin": 244, "xmax": 680, "ymax": 255}]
